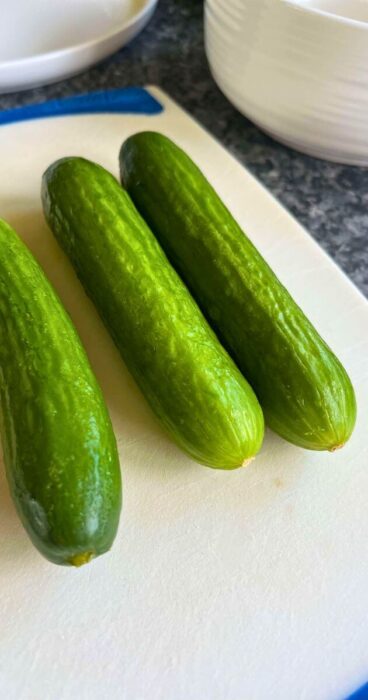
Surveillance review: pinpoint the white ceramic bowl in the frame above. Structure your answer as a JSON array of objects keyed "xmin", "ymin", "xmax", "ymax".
[
  {"xmin": 0, "ymin": 0, "xmax": 158, "ymax": 94},
  {"xmin": 205, "ymin": 0, "xmax": 368, "ymax": 165}
]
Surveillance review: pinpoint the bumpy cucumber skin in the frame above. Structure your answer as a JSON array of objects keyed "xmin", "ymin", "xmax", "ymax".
[
  {"xmin": 0, "ymin": 219, "xmax": 121, "ymax": 565},
  {"xmin": 120, "ymin": 132, "xmax": 357, "ymax": 451},
  {"xmin": 42, "ymin": 158, "xmax": 264, "ymax": 470}
]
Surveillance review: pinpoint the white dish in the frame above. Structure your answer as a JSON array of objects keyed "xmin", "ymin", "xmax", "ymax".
[
  {"xmin": 0, "ymin": 0, "xmax": 158, "ymax": 94},
  {"xmin": 205, "ymin": 0, "xmax": 368, "ymax": 165},
  {"xmin": 0, "ymin": 87, "xmax": 367, "ymax": 699}
]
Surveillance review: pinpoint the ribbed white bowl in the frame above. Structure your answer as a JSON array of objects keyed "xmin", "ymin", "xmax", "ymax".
[{"xmin": 205, "ymin": 0, "xmax": 368, "ymax": 164}]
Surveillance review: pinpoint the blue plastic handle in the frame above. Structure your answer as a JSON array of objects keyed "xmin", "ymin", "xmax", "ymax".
[
  {"xmin": 0, "ymin": 87, "xmax": 163, "ymax": 126},
  {"xmin": 346, "ymin": 682, "xmax": 368, "ymax": 700}
]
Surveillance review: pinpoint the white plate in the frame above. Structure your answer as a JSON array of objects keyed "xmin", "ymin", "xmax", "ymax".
[
  {"xmin": 0, "ymin": 0, "xmax": 158, "ymax": 94},
  {"xmin": 0, "ymin": 87, "xmax": 367, "ymax": 700}
]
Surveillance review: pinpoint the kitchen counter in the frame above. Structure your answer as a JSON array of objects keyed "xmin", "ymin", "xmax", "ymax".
[{"xmin": 1, "ymin": 0, "xmax": 367, "ymax": 296}]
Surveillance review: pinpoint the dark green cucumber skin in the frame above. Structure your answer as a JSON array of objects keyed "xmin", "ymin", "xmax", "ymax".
[
  {"xmin": 0, "ymin": 219, "xmax": 121, "ymax": 565},
  {"xmin": 120, "ymin": 132, "xmax": 357, "ymax": 451},
  {"xmin": 42, "ymin": 158, "xmax": 264, "ymax": 470}
]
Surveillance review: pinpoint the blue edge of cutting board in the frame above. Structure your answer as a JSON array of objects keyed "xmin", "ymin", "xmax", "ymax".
[
  {"xmin": 0, "ymin": 85, "xmax": 366, "ymax": 700},
  {"xmin": 0, "ymin": 86, "xmax": 163, "ymax": 125},
  {"xmin": 347, "ymin": 684, "xmax": 368, "ymax": 700}
]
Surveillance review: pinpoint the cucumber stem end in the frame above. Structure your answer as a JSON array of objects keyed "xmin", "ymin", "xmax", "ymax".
[
  {"xmin": 69, "ymin": 551, "xmax": 94, "ymax": 567},
  {"xmin": 242, "ymin": 457, "xmax": 255, "ymax": 468},
  {"xmin": 329, "ymin": 443, "xmax": 345, "ymax": 452}
]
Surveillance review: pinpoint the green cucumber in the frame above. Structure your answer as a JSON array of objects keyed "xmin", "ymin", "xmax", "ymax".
[
  {"xmin": 42, "ymin": 157, "xmax": 264, "ymax": 470},
  {"xmin": 0, "ymin": 219, "xmax": 121, "ymax": 566},
  {"xmin": 120, "ymin": 132, "xmax": 357, "ymax": 451}
]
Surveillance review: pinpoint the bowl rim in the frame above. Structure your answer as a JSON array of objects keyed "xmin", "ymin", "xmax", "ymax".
[{"xmin": 283, "ymin": 0, "xmax": 368, "ymax": 30}]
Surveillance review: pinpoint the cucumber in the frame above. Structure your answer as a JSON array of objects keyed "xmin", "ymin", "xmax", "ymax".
[
  {"xmin": 42, "ymin": 157, "xmax": 264, "ymax": 470},
  {"xmin": 120, "ymin": 132, "xmax": 357, "ymax": 451},
  {"xmin": 0, "ymin": 219, "xmax": 121, "ymax": 566}
]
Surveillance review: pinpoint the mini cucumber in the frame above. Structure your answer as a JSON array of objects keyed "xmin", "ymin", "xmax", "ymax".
[
  {"xmin": 42, "ymin": 157, "xmax": 264, "ymax": 470},
  {"xmin": 120, "ymin": 132, "xmax": 356, "ymax": 451},
  {"xmin": 0, "ymin": 219, "xmax": 121, "ymax": 566}
]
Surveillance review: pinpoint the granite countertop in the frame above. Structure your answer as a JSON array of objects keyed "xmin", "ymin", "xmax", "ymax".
[{"xmin": 1, "ymin": 0, "xmax": 367, "ymax": 296}]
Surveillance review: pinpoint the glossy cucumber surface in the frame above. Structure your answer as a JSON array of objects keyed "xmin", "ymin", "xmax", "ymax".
[
  {"xmin": 42, "ymin": 157, "xmax": 264, "ymax": 469},
  {"xmin": 0, "ymin": 219, "xmax": 121, "ymax": 565},
  {"xmin": 120, "ymin": 132, "xmax": 356, "ymax": 451}
]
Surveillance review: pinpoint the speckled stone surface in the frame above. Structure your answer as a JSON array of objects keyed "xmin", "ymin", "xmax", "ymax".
[{"xmin": 1, "ymin": 0, "xmax": 367, "ymax": 295}]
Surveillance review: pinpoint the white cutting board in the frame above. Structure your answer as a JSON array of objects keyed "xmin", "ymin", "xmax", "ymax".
[{"xmin": 0, "ymin": 87, "xmax": 367, "ymax": 700}]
